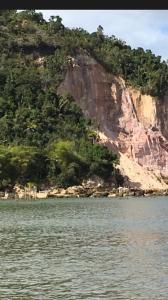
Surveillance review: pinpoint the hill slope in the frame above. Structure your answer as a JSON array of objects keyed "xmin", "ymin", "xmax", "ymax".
[
  {"xmin": 0, "ymin": 10, "xmax": 168, "ymax": 190},
  {"xmin": 58, "ymin": 54, "xmax": 168, "ymax": 189}
]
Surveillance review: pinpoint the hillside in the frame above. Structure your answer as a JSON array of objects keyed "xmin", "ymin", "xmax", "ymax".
[{"xmin": 1, "ymin": 10, "xmax": 168, "ymax": 191}]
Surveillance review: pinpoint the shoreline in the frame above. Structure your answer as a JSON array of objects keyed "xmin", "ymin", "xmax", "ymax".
[{"xmin": 1, "ymin": 185, "xmax": 168, "ymax": 200}]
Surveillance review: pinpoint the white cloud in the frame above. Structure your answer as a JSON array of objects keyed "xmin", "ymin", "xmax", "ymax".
[{"xmin": 37, "ymin": 10, "xmax": 168, "ymax": 60}]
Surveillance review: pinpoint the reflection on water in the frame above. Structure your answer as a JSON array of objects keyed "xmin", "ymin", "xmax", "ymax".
[{"xmin": 0, "ymin": 197, "xmax": 168, "ymax": 299}]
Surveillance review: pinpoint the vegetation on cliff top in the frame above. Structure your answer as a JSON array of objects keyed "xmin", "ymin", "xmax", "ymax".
[
  {"xmin": 0, "ymin": 10, "xmax": 123, "ymax": 190},
  {"xmin": 0, "ymin": 9, "xmax": 167, "ymax": 190}
]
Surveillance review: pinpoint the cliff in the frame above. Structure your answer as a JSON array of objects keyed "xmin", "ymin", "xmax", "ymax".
[
  {"xmin": 2, "ymin": 11, "xmax": 168, "ymax": 191},
  {"xmin": 58, "ymin": 54, "xmax": 168, "ymax": 189}
]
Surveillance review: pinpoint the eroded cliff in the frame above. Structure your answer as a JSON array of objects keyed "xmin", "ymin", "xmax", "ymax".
[{"xmin": 57, "ymin": 54, "xmax": 168, "ymax": 189}]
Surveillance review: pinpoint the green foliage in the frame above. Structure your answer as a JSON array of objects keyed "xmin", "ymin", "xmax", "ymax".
[
  {"xmin": 0, "ymin": 84, "xmax": 118, "ymax": 188},
  {"xmin": 0, "ymin": 145, "xmax": 48, "ymax": 189},
  {"xmin": 5, "ymin": 10, "xmax": 167, "ymax": 188},
  {"xmin": 1, "ymin": 10, "xmax": 167, "ymax": 97},
  {"xmin": 48, "ymin": 15, "xmax": 64, "ymax": 34},
  {"xmin": 16, "ymin": 10, "xmax": 45, "ymax": 24}
]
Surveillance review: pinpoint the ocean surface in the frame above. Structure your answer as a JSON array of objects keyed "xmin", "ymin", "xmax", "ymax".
[{"xmin": 0, "ymin": 197, "xmax": 168, "ymax": 300}]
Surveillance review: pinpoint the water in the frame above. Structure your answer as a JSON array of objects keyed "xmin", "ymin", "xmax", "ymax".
[{"xmin": 0, "ymin": 197, "xmax": 168, "ymax": 299}]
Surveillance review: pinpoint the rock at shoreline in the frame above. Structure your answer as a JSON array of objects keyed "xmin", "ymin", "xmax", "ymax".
[
  {"xmin": 108, "ymin": 193, "xmax": 117, "ymax": 198},
  {"xmin": 91, "ymin": 191, "xmax": 109, "ymax": 197},
  {"xmin": 0, "ymin": 184, "xmax": 168, "ymax": 200}
]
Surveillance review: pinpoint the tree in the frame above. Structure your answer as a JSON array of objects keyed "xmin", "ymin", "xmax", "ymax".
[
  {"xmin": 97, "ymin": 25, "xmax": 104, "ymax": 36},
  {"xmin": 0, "ymin": 10, "xmax": 17, "ymax": 25},
  {"xmin": 48, "ymin": 15, "xmax": 64, "ymax": 33},
  {"xmin": 16, "ymin": 10, "xmax": 45, "ymax": 24}
]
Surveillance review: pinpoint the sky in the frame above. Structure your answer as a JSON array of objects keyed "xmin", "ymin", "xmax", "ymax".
[{"xmin": 36, "ymin": 10, "xmax": 168, "ymax": 61}]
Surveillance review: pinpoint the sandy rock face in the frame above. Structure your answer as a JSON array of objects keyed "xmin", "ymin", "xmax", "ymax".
[{"xmin": 57, "ymin": 54, "xmax": 168, "ymax": 188}]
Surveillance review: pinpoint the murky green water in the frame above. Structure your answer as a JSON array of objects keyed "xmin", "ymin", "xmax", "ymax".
[{"xmin": 0, "ymin": 197, "xmax": 168, "ymax": 299}]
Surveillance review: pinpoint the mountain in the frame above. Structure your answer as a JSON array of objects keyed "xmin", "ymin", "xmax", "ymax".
[{"xmin": 0, "ymin": 10, "xmax": 168, "ymax": 191}]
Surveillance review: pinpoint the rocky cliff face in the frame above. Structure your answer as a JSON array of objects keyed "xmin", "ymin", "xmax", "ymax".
[{"xmin": 57, "ymin": 54, "xmax": 168, "ymax": 189}]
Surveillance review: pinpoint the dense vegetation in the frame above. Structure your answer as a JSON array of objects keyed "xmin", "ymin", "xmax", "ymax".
[
  {"xmin": 0, "ymin": 10, "xmax": 123, "ymax": 190},
  {"xmin": 0, "ymin": 9, "xmax": 167, "ymax": 190}
]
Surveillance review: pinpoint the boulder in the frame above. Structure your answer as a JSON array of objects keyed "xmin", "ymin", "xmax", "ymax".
[
  {"xmin": 66, "ymin": 185, "xmax": 85, "ymax": 195},
  {"xmin": 108, "ymin": 193, "xmax": 117, "ymax": 197},
  {"xmin": 92, "ymin": 191, "xmax": 109, "ymax": 197},
  {"xmin": 36, "ymin": 191, "xmax": 49, "ymax": 199},
  {"xmin": 0, "ymin": 192, "xmax": 5, "ymax": 198}
]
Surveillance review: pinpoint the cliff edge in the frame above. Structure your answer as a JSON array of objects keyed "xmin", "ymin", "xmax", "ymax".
[{"xmin": 58, "ymin": 54, "xmax": 168, "ymax": 189}]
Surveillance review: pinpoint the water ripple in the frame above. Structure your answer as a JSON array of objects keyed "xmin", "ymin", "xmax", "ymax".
[{"xmin": 0, "ymin": 197, "xmax": 168, "ymax": 299}]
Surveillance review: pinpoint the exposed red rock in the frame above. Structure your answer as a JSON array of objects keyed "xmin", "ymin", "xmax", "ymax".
[{"xmin": 57, "ymin": 54, "xmax": 168, "ymax": 189}]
